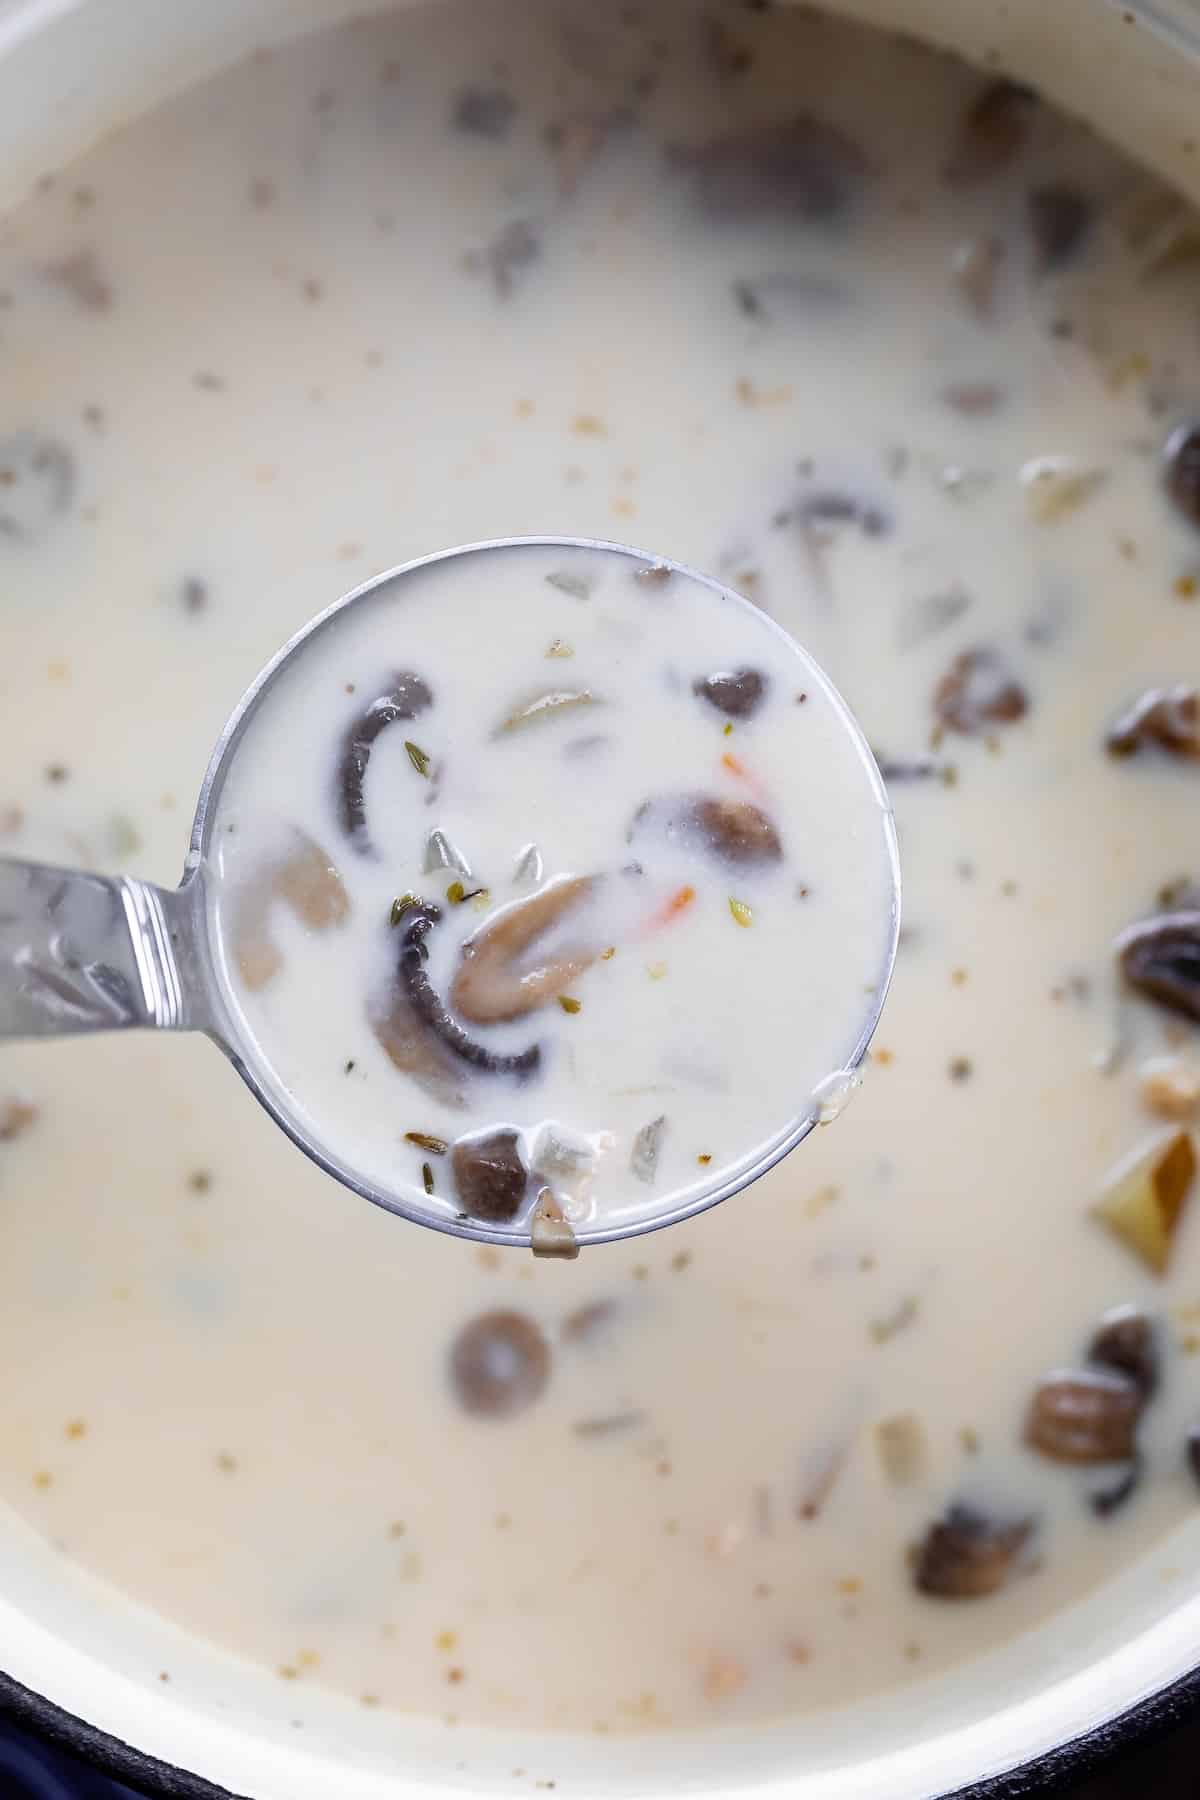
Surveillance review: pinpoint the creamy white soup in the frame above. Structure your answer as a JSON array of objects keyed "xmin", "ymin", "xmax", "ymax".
[
  {"xmin": 1, "ymin": 0, "xmax": 1200, "ymax": 1735},
  {"xmin": 208, "ymin": 539, "xmax": 896, "ymax": 1242}
]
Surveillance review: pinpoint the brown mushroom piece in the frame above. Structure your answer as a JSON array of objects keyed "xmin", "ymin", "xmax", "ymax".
[
  {"xmin": 946, "ymin": 79, "xmax": 1038, "ymax": 184},
  {"xmin": 913, "ymin": 1503, "xmax": 1033, "ymax": 1599},
  {"xmin": 629, "ymin": 794, "xmax": 783, "ymax": 869},
  {"xmin": 1186, "ymin": 1424, "xmax": 1200, "ymax": 1489},
  {"xmin": 1118, "ymin": 911, "xmax": 1200, "ymax": 1022},
  {"xmin": 1165, "ymin": 422, "xmax": 1200, "ymax": 532},
  {"xmin": 451, "ymin": 1129, "xmax": 529, "ymax": 1224},
  {"xmin": 670, "ymin": 114, "xmax": 869, "ymax": 223},
  {"xmin": 232, "ymin": 830, "xmax": 350, "ymax": 992},
  {"xmin": 1088, "ymin": 1307, "xmax": 1158, "ymax": 1398},
  {"xmin": 1026, "ymin": 1369, "xmax": 1142, "ymax": 1464},
  {"xmin": 368, "ymin": 986, "xmax": 465, "ymax": 1110},
  {"xmin": 1026, "ymin": 184, "xmax": 1094, "ymax": 272},
  {"xmin": 1106, "ymin": 686, "xmax": 1200, "ymax": 760},
  {"xmin": 449, "ymin": 1310, "xmax": 550, "ymax": 1419},
  {"xmin": 0, "ymin": 431, "xmax": 75, "ymax": 544},
  {"xmin": 397, "ymin": 900, "xmax": 540, "ymax": 1078},
  {"xmin": 933, "ymin": 647, "xmax": 1028, "ymax": 736},
  {"xmin": 336, "ymin": 672, "xmax": 434, "ymax": 854},
  {"xmin": 692, "ymin": 668, "xmax": 769, "ymax": 720},
  {"xmin": 450, "ymin": 877, "xmax": 596, "ymax": 1026}
]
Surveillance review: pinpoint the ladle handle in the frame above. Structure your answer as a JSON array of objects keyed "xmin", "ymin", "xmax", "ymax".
[{"xmin": 0, "ymin": 857, "xmax": 211, "ymax": 1040}]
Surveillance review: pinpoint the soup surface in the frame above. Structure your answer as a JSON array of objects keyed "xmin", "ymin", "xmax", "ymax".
[
  {"xmin": 209, "ymin": 538, "xmax": 895, "ymax": 1240},
  {"xmin": 1, "ymin": 0, "xmax": 1200, "ymax": 1733}
]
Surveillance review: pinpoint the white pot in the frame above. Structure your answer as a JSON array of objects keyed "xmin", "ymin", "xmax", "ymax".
[{"xmin": 0, "ymin": 2, "xmax": 1199, "ymax": 1795}]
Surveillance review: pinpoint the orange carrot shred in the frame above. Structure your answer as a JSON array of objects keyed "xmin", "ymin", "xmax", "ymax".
[{"xmin": 642, "ymin": 884, "xmax": 696, "ymax": 933}]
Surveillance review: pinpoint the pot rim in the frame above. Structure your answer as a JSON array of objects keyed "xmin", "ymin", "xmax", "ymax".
[{"xmin": 1, "ymin": 1659, "xmax": 1199, "ymax": 1800}]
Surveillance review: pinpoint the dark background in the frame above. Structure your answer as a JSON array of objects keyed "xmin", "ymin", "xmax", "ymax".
[{"xmin": 1, "ymin": 1707, "xmax": 1197, "ymax": 1800}]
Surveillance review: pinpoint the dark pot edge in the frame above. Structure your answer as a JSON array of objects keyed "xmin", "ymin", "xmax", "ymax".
[{"xmin": 0, "ymin": 1657, "xmax": 1198, "ymax": 1800}]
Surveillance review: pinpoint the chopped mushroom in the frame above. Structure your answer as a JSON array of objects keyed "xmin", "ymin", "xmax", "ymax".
[
  {"xmin": 0, "ymin": 431, "xmax": 75, "ymax": 543},
  {"xmin": 874, "ymin": 1412, "xmax": 928, "ymax": 1486},
  {"xmin": 397, "ymin": 900, "xmax": 540, "ymax": 1078},
  {"xmin": 452, "ymin": 1129, "xmax": 529, "ymax": 1223},
  {"xmin": 1088, "ymin": 1307, "xmax": 1158, "ymax": 1398},
  {"xmin": 336, "ymin": 673, "xmax": 433, "ymax": 853},
  {"xmin": 1026, "ymin": 184, "xmax": 1094, "ymax": 271},
  {"xmin": 1092, "ymin": 1130, "xmax": 1196, "ymax": 1274},
  {"xmin": 530, "ymin": 1188, "xmax": 579, "ymax": 1259},
  {"xmin": 933, "ymin": 648, "xmax": 1028, "ymax": 735},
  {"xmin": 1186, "ymin": 1424, "xmax": 1200, "ymax": 1489},
  {"xmin": 692, "ymin": 668, "xmax": 768, "ymax": 719},
  {"xmin": 449, "ymin": 1310, "xmax": 550, "ymax": 1418},
  {"xmin": 369, "ymin": 987, "xmax": 465, "ymax": 1110},
  {"xmin": 1118, "ymin": 914, "xmax": 1200, "ymax": 1022},
  {"xmin": 451, "ymin": 877, "xmax": 596, "ymax": 1025},
  {"xmin": 1026, "ymin": 1369, "xmax": 1142, "ymax": 1463},
  {"xmin": 0, "ymin": 1097, "xmax": 37, "ymax": 1142},
  {"xmin": 913, "ymin": 1503, "xmax": 1033, "ymax": 1598},
  {"xmin": 629, "ymin": 794, "xmax": 782, "ymax": 868},
  {"xmin": 671, "ymin": 115, "xmax": 869, "ymax": 222},
  {"xmin": 232, "ymin": 831, "xmax": 350, "ymax": 991},
  {"xmin": 1106, "ymin": 686, "xmax": 1200, "ymax": 760},
  {"xmin": 1165, "ymin": 423, "xmax": 1200, "ymax": 532},
  {"xmin": 946, "ymin": 80, "xmax": 1038, "ymax": 184}
]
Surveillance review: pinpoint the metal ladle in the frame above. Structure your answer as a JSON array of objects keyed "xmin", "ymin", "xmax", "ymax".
[{"xmin": 0, "ymin": 538, "xmax": 899, "ymax": 1250}]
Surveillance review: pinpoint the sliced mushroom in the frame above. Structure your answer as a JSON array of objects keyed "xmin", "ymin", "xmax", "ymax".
[
  {"xmin": 1088, "ymin": 1306, "xmax": 1158, "ymax": 1398},
  {"xmin": 1118, "ymin": 913, "xmax": 1200, "ymax": 1022},
  {"xmin": 336, "ymin": 673, "xmax": 433, "ymax": 853},
  {"xmin": 913, "ymin": 1503, "xmax": 1033, "ymax": 1598},
  {"xmin": 398, "ymin": 900, "xmax": 540, "ymax": 1078},
  {"xmin": 0, "ymin": 1097, "xmax": 37, "ymax": 1142},
  {"xmin": 1026, "ymin": 1369, "xmax": 1142, "ymax": 1464},
  {"xmin": 1106, "ymin": 687, "xmax": 1200, "ymax": 760},
  {"xmin": 368, "ymin": 986, "xmax": 465, "ymax": 1110},
  {"xmin": 452, "ymin": 1128, "xmax": 529, "ymax": 1223},
  {"xmin": 692, "ymin": 668, "xmax": 768, "ymax": 719},
  {"xmin": 450, "ymin": 877, "xmax": 596, "ymax": 1026},
  {"xmin": 933, "ymin": 647, "xmax": 1028, "ymax": 736},
  {"xmin": 1165, "ymin": 422, "xmax": 1200, "ymax": 532},
  {"xmin": 1026, "ymin": 184, "xmax": 1094, "ymax": 271},
  {"xmin": 1186, "ymin": 1424, "xmax": 1200, "ymax": 1489},
  {"xmin": 629, "ymin": 794, "xmax": 782, "ymax": 869},
  {"xmin": 1089, "ymin": 1454, "xmax": 1143, "ymax": 1518},
  {"xmin": 232, "ymin": 830, "xmax": 350, "ymax": 992},
  {"xmin": 449, "ymin": 1310, "xmax": 550, "ymax": 1418},
  {"xmin": 671, "ymin": 115, "xmax": 869, "ymax": 223}
]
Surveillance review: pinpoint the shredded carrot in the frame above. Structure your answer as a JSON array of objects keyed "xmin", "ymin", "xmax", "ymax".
[
  {"xmin": 642, "ymin": 884, "xmax": 696, "ymax": 933},
  {"xmin": 720, "ymin": 749, "xmax": 769, "ymax": 800}
]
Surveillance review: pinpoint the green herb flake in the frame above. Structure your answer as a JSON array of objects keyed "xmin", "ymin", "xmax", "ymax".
[
  {"xmin": 559, "ymin": 995, "xmax": 583, "ymax": 1014},
  {"xmin": 723, "ymin": 721, "xmax": 733, "ymax": 738},
  {"xmin": 389, "ymin": 893, "xmax": 417, "ymax": 926},
  {"xmin": 728, "ymin": 896, "xmax": 754, "ymax": 928},
  {"xmin": 405, "ymin": 1131, "xmax": 449, "ymax": 1155},
  {"xmin": 422, "ymin": 1161, "xmax": 435, "ymax": 1196},
  {"xmin": 404, "ymin": 739, "xmax": 432, "ymax": 777}
]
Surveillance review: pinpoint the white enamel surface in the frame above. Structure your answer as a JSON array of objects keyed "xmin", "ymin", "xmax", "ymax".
[{"xmin": 0, "ymin": 1, "xmax": 1199, "ymax": 1798}]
